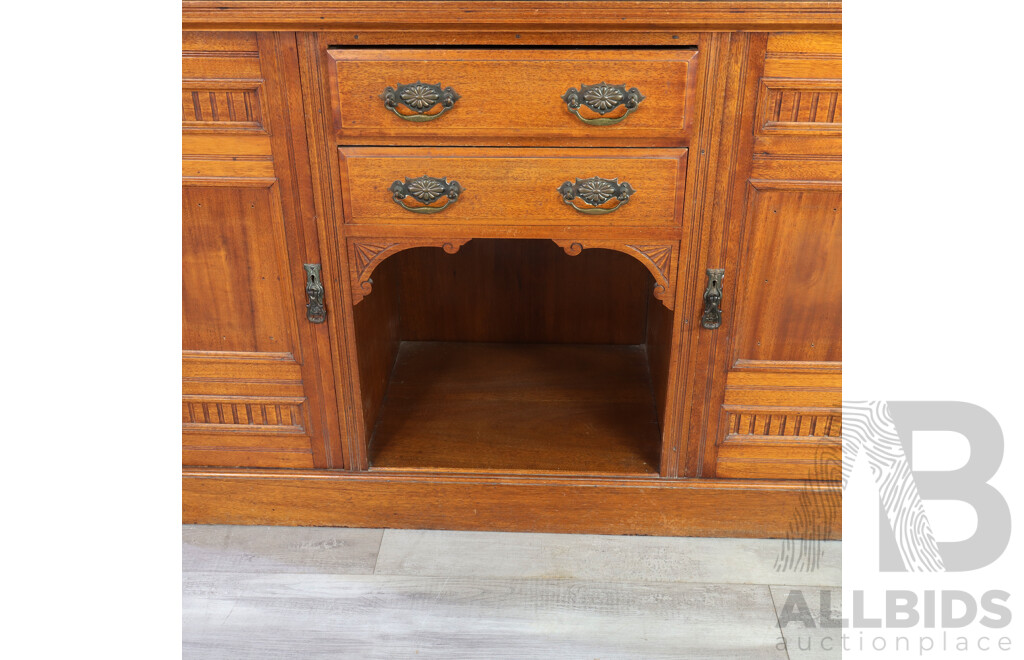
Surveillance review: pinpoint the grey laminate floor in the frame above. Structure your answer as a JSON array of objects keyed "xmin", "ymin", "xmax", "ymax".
[{"xmin": 183, "ymin": 526, "xmax": 841, "ymax": 659}]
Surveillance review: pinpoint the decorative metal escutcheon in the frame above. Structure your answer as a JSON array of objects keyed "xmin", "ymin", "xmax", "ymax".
[
  {"xmin": 382, "ymin": 82, "xmax": 460, "ymax": 122},
  {"xmin": 561, "ymin": 82, "xmax": 646, "ymax": 126},
  {"xmin": 390, "ymin": 176, "xmax": 464, "ymax": 214},
  {"xmin": 303, "ymin": 264, "xmax": 326, "ymax": 324},
  {"xmin": 701, "ymin": 268, "xmax": 725, "ymax": 329},
  {"xmin": 558, "ymin": 177, "xmax": 635, "ymax": 214}
]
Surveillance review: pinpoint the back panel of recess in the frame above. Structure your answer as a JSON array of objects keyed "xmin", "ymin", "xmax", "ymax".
[{"xmin": 391, "ymin": 239, "xmax": 653, "ymax": 344}]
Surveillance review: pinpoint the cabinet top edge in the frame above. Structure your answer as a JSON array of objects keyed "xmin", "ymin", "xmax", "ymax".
[{"xmin": 183, "ymin": 1, "xmax": 843, "ymax": 32}]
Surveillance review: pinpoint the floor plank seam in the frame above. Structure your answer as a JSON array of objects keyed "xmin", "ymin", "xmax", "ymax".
[
  {"xmin": 767, "ymin": 583, "xmax": 791, "ymax": 660},
  {"xmin": 184, "ymin": 569, "xmax": 836, "ymax": 592},
  {"xmin": 371, "ymin": 529, "xmax": 385, "ymax": 575}
]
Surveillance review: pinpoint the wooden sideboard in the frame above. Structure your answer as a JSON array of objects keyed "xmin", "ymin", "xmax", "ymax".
[{"xmin": 182, "ymin": 1, "xmax": 842, "ymax": 538}]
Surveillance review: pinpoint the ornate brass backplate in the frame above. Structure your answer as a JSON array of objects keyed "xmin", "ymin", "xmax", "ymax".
[
  {"xmin": 382, "ymin": 82, "xmax": 460, "ymax": 121},
  {"xmin": 303, "ymin": 264, "xmax": 326, "ymax": 323},
  {"xmin": 389, "ymin": 175, "xmax": 464, "ymax": 213},
  {"xmin": 701, "ymin": 268, "xmax": 725, "ymax": 329},
  {"xmin": 561, "ymin": 82, "xmax": 645, "ymax": 125},
  {"xmin": 558, "ymin": 177, "xmax": 636, "ymax": 214}
]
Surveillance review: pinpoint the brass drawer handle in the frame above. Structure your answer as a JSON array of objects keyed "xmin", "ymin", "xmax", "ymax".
[
  {"xmin": 382, "ymin": 82, "xmax": 460, "ymax": 122},
  {"xmin": 558, "ymin": 177, "xmax": 635, "ymax": 214},
  {"xmin": 561, "ymin": 83, "xmax": 645, "ymax": 126},
  {"xmin": 390, "ymin": 176, "xmax": 464, "ymax": 214}
]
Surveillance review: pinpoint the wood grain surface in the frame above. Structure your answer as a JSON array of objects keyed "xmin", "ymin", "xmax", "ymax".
[
  {"xmin": 391, "ymin": 239, "xmax": 653, "ymax": 344},
  {"xmin": 329, "ymin": 48, "xmax": 697, "ymax": 145},
  {"xmin": 183, "ymin": 525, "xmax": 384, "ymax": 574},
  {"xmin": 374, "ymin": 528, "xmax": 841, "ymax": 586},
  {"xmin": 183, "ymin": 468, "xmax": 842, "ymax": 538},
  {"xmin": 701, "ymin": 30, "xmax": 842, "ymax": 481},
  {"xmin": 182, "ymin": 9, "xmax": 843, "ymax": 537},
  {"xmin": 771, "ymin": 585, "xmax": 843, "ymax": 660},
  {"xmin": 183, "ymin": 525, "xmax": 842, "ymax": 657},
  {"xmin": 338, "ymin": 147, "xmax": 687, "ymax": 226},
  {"xmin": 183, "ymin": 572, "xmax": 787, "ymax": 659},
  {"xmin": 182, "ymin": 32, "xmax": 340, "ymax": 470},
  {"xmin": 183, "ymin": 1, "xmax": 843, "ymax": 32},
  {"xmin": 368, "ymin": 341, "xmax": 662, "ymax": 473},
  {"xmin": 732, "ymin": 184, "xmax": 842, "ymax": 364}
]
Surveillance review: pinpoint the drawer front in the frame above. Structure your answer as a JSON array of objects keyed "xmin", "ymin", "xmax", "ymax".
[
  {"xmin": 329, "ymin": 49, "xmax": 698, "ymax": 145},
  {"xmin": 338, "ymin": 147, "xmax": 687, "ymax": 226}
]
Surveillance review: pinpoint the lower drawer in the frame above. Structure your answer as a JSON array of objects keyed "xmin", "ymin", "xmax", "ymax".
[{"xmin": 338, "ymin": 147, "xmax": 687, "ymax": 226}]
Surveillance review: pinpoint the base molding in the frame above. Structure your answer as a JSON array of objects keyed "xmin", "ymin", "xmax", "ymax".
[{"xmin": 183, "ymin": 468, "xmax": 840, "ymax": 538}]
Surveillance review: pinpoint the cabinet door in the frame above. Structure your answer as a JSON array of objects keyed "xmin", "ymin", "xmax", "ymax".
[
  {"xmin": 182, "ymin": 32, "xmax": 342, "ymax": 468},
  {"xmin": 702, "ymin": 32, "xmax": 842, "ymax": 481}
]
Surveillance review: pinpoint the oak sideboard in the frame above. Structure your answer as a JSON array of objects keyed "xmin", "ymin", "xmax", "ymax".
[{"xmin": 182, "ymin": 1, "xmax": 842, "ymax": 538}]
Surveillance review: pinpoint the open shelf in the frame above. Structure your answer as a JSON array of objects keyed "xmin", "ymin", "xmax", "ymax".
[
  {"xmin": 369, "ymin": 341, "xmax": 661, "ymax": 474},
  {"xmin": 350, "ymin": 238, "xmax": 677, "ymax": 477}
]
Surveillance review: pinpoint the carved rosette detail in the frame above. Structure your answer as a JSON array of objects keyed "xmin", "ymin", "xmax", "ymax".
[
  {"xmin": 349, "ymin": 239, "xmax": 470, "ymax": 305},
  {"xmin": 552, "ymin": 240, "xmax": 677, "ymax": 310}
]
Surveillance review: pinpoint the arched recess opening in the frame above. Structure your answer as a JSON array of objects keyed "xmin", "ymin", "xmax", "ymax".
[{"xmin": 349, "ymin": 238, "xmax": 678, "ymax": 474}]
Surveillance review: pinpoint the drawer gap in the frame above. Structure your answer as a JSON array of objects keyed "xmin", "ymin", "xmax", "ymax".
[{"xmin": 327, "ymin": 44, "xmax": 698, "ymax": 51}]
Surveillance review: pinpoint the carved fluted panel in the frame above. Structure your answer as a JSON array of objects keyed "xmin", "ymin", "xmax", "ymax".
[
  {"xmin": 756, "ymin": 79, "xmax": 841, "ymax": 136},
  {"xmin": 725, "ymin": 407, "xmax": 842, "ymax": 440},
  {"xmin": 181, "ymin": 81, "xmax": 268, "ymax": 133},
  {"xmin": 182, "ymin": 396, "xmax": 306, "ymax": 432}
]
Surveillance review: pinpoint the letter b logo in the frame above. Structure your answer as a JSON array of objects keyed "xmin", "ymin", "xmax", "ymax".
[{"xmin": 844, "ymin": 401, "xmax": 1010, "ymax": 572}]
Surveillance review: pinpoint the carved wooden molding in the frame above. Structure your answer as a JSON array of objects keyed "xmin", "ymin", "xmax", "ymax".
[
  {"xmin": 732, "ymin": 359, "xmax": 841, "ymax": 374},
  {"xmin": 182, "ymin": 80, "xmax": 269, "ymax": 134},
  {"xmin": 722, "ymin": 405, "xmax": 841, "ymax": 443},
  {"xmin": 348, "ymin": 237, "xmax": 678, "ymax": 307},
  {"xmin": 553, "ymin": 239, "xmax": 677, "ymax": 310},
  {"xmin": 349, "ymin": 238, "xmax": 471, "ymax": 304},
  {"xmin": 756, "ymin": 78, "xmax": 841, "ymax": 136},
  {"xmin": 184, "ymin": 2, "xmax": 843, "ymax": 32},
  {"xmin": 716, "ymin": 404, "xmax": 841, "ymax": 480},
  {"xmin": 182, "ymin": 396, "xmax": 307, "ymax": 433}
]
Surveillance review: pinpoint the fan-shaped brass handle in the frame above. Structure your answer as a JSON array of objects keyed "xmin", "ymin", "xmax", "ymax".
[
  {"xmin": 561, "ymin": 83, "xmax": 645, "ymax": 126},
  {"xmin": 382, "ymin": 82, "xmax": 460, "ymax": 122},
  {"xmin": 390, "ymin": 176, "xmax": 464, "ymax": 214},
  {"xmin": 558, "ymin": 177, "xmax": 635, "ymax": 214}
]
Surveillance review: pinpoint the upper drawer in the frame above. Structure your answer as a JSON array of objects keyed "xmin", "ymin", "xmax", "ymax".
[{"xmin": 328, "ymin": 49, "xmax": 698, "ymax": 146}]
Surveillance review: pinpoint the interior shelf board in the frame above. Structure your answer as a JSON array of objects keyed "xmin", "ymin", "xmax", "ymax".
[{"xmin": 368, "ymin": 341, "xmax": 662, "ymax": 474}]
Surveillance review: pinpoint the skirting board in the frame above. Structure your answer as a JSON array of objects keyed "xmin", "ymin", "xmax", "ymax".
[{"xmin": 183, "ymin": 469, "xmax": 841, "ymax": 538}]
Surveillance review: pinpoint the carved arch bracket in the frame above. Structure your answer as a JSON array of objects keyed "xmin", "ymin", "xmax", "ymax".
[
  {"xmin": 349, "ymin": 238, "xmax": 470, "ymax": 305},
  {"xmin": 348, "ymin": 237, "xmax": 677, "ymax": 309},
  {"xmin": 552, "ymin": 239, "xmax": 678, "ymax": 310}
]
